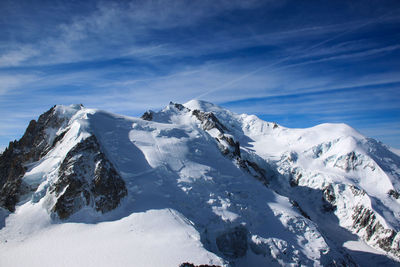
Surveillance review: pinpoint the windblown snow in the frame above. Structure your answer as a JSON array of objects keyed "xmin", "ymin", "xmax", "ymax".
[{"xmin": 0, "ymin": 100, "xmax": 399, "ymax": 267}]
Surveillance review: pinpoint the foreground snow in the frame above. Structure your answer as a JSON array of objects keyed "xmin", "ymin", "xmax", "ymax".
[{"xmin": 0, "ymin": 209, "xmax": 223, "ymax": 267}]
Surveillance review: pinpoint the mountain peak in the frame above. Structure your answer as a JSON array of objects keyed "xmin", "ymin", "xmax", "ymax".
[
  {"xmin": 53, "ymin": 103, "xmax": 84, "ymax": 115},
  {"xmin": 184, "ymin": 99, "xmax": 224, "ymax": 112}
]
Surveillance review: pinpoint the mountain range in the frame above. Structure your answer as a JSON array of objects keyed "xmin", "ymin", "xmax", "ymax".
[{"xmin": 1, "ymin": 100, "xmax": 400, "ymax": 266}]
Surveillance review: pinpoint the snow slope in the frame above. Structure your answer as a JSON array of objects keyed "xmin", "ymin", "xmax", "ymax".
[
  {"xmin": 0, "ymin": 209, "xmax": 223, "ymax": 267},
  {"xmin": 0, "ymin": 100, "xmax": 399, "ymax": 266},
  {"xmin": 184, "ymin": 100, "xmax": 400, "ymax": 263}
]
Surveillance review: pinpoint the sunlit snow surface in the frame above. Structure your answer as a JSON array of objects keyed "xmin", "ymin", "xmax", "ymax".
[
  {"xmin": 1, "ymin": 100, "xmax": 399, "ymax": 266},
  {"xmin": 0, "ymin": 209, "xmax": 223, "ymax": 267}
]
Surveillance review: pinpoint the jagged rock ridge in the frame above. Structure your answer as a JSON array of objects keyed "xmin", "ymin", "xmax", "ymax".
[
  {"xmin": 0, "ymin": 105, "xmax": 127, "ymax": 219},
  {"xmin": 51, "ymin": 135, "xmax": 127, "ymax": 219},
  {"xmin": 0, "ymin": 105, "xmax": 68, "ymax": 211}
]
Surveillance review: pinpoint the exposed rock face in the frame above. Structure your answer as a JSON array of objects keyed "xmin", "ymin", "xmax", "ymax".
[
  {"xmin": 171, "ymin": 102, "xmax": 186, "ymax": 111},
  {"xmin": 192, "ymin": 110, "xmax": 227, "ymax": 133},
  {"xmin": 216, "ymin": 225, "xmax": 248, "ymax": 258},
  {"xmin": 352, "ymin": 205, "xmax": 400, "ymax": 258},
  {"xmin": 290, "ymin": 200, "xmax": 311, "ymax": 220},
  {"xmin": 334, "ymin": 151, "xmax": 363, "ymax": 172},
  {"xmin": 191, "ymin": 108, "xmax": 269, "ymax": 186},
  {"xmin": 289, "ymin": 168, "xmax": 302, "ymax": 187},
  {"xmin": 50, "ymin": 135, "xmax": 127, "ymax": 219},
  {"xmin": 0, "ymin": 106, "xmax": 67, "ymax": 211},
  {"xmin": 322, "ymin": 185, "xmax": 337, "ymax": 212},
  {"xmin": 388, "ymin": 189, "xmax": 400, "ymax": 199},
  {"xmin": 242, "ymin": 159, "xmax": 268, "ymax": 184},
  {"xmin": 141, "ymin": 110, "xmax": 153, "ymax": 121},
  {"xmin": 319, "ymin": 184, "xmax": 400, "ymax": 258},
  {"xmin": 219, "ymin": 135, "xmax": 240, "ymax": 157},
  {"xmin": 0, "ymin": 105, "xmax": 127, "ymax": 219}
]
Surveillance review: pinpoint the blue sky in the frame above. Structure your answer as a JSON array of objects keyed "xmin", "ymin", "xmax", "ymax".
[{"xmin": 1, "ymin": 0, "xmax": 400, "ymax": 150}]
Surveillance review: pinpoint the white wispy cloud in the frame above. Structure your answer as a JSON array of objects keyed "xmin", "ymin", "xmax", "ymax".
[
  {"xmin": 0, "ymin": 74, "xmax": 40, "ymax": 95},
  {"xmin": 0, "ymin": 0, "xmax": 399, "ymax": 148},
  {"xmin": 0, "ymin": 46, "xmax": 39, "ymax": 67},
  {"xmin": 0, "ymin": 0, "xmax": 280, "ymax": 68},
  {"xmin": 2, "ymin": 0, "xmax": 390, "ymax": 69}
]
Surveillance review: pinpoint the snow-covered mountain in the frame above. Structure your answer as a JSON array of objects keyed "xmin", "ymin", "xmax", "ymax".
[{"xmin": 1, "ymin": 100, "xmax": 399, "ymax": 267}]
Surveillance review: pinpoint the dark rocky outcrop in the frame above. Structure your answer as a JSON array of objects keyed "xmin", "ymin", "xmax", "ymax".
[
  {"xmin": 349, "ymin": 185, "xmax": 366, "ymax": 197},
  {"xmin": 50, "ymin": 135, "xmax": 127, "ymax": 219},
  {"xmin": 190, "ymin": 107, "xmax": 269, "ymax": 186},
  {"xmin": 1, "ymin": 105, "xmax": 127, "ymax": 219},
  {"xmin": 289, "ymin": 168, "xmax": 302, "ymax": 187},
  {"xmin": 141, "ymin": 111, "xmax": 153, "ymax": 121},
  {"xmin": 216, "ymin": 225, "xmax": 248, "ymax": 258},
  {"xmin": 352, "ymin": 205, "xmax": 400, "ymax": 258},
  {"xmin": 334, "ymin": 151, "xmax": 363, "ymax": 172},
  {"xmin": 0, "ymin": 106, "xmax": 68, "ymax": 212},
  {"xmin": 216, "ymin": 133, "xmax": 268, "ymax": 185},
  {"xmin": 388, "ymin": 189, "xmax": 400, "ymax": 199},
  {"xmin": 322, "ymin": 185, "xmax": 337, "ymax": 212},
  {"xmin": 352, "ymin": 205, "xmax": 380, "ymax": 240},
  {"xmin": 220, "ymin": 135, "xmax": 240, "ymax": 157},
  {"xmin": 239, "ymin": 159, "xmax": 268, "ymax": 185},
  {"xmin": 376, "ymin": 229, "xmax": 399, "ymax": 257},
  {"xmin": 290, "ymin": 200, "xmax": 311, "ymax": 220},
  {"xmin": 171, "ymin": 102, "xmax": 186, "ymax": 111},
  {"xmin": 142, "ymin": 103, "xmax": 189, "ymax": 121},
  {"xmin": 192, "ymin": 110, "xmax": 227, "ymax": 133}
]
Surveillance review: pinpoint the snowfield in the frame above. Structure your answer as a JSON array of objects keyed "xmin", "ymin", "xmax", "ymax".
[
  {"xmin": 0, "ymin": 100, "xmax": 399, "ymax": 266},
  {"xmin": 0, "ymin": 209, "xmax": 224, "ymax": 267}
]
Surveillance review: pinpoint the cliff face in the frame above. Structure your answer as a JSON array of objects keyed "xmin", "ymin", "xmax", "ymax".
[
  {"xmin": 0, "ymin": 105, "xmax": 127, "ymax": 219},
  {"xmin": 50, "ymin": 135, "xmax": 127, "ymax": 219},
  {"xmin": 0, "ymin": 106, "xmax": 67, "ymax": 211},
  {"xmin": 273, "ymin": 137, "xmax": 400, "ymax": 261}
]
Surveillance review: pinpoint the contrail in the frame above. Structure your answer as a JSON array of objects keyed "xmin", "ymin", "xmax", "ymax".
[{"xmin": 195, "ymin": 12, "xmax": 394, "ymax": 100}]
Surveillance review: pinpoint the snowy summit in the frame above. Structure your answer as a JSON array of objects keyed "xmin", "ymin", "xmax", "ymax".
[{"xmin": 1, "ymin": 100, "xmax": 400, "ymax": 266}]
